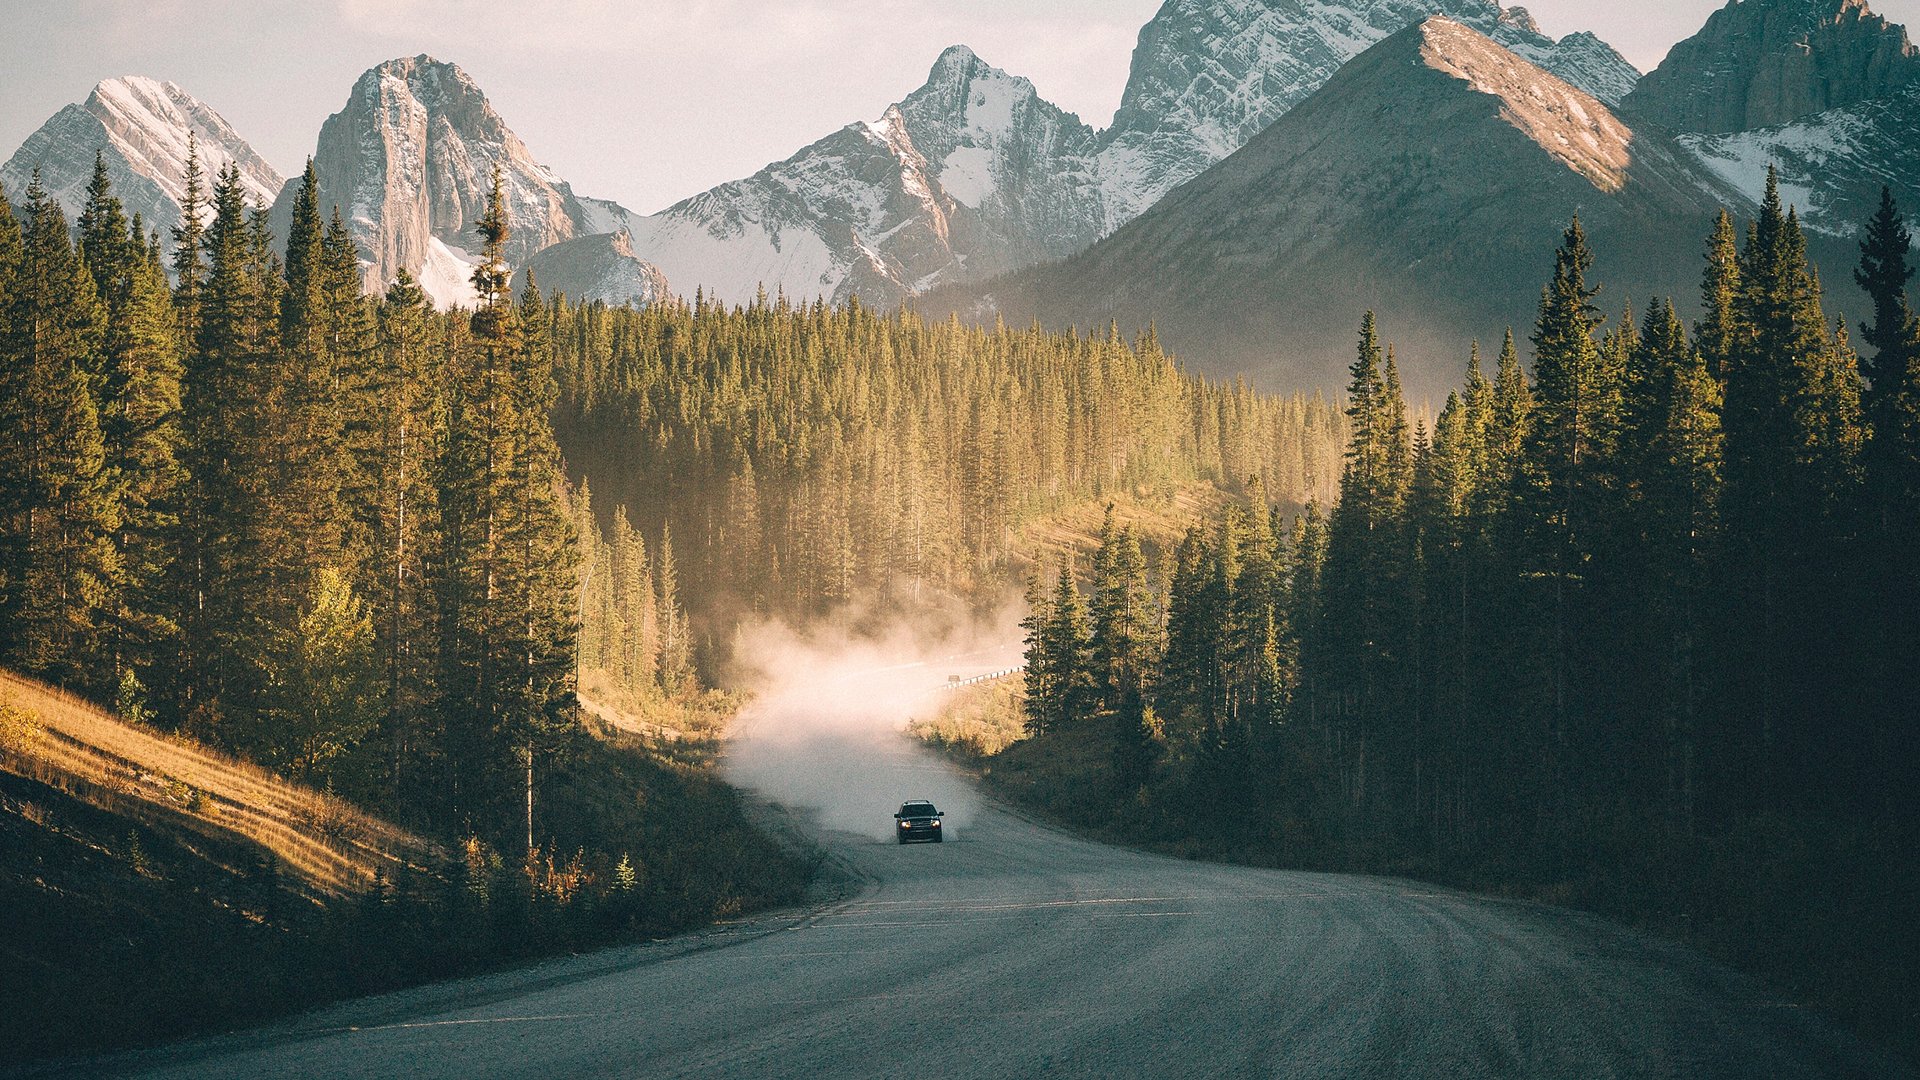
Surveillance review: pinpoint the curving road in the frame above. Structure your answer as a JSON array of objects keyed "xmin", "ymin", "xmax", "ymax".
[{"xmin": 48, "ymin": 732, "xmax": 1913, "ymax": 1079}]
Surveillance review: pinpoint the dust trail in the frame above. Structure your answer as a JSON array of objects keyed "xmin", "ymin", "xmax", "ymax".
[{"xmin": 722, "ymin": 599, "xmax": 1022, "ymax": 842}]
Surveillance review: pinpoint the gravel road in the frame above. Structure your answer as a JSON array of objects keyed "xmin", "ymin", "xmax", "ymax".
[{"xmin": 47, "ymin": 735, "xmax": 1913, "ymax": 1079}]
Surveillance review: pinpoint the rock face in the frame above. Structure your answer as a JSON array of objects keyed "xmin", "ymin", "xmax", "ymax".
[
  {"xmin": 513, "ymin": 229, "xmax": 672, "ymax": 308},
  {"xmin": 928, "ymin": 17, "xmax": 1741, "ymax": 399},
  {"xmin": 1626, "ymin": 0, "xmax": 1920, "ymax": 134},
  {"xmin": 1093, "ymin": 0, "xmax": 1643, "ymax": 227},
  {"xmin": 612, "ymin": 46, "xmax": 1107, "ymax": 308},
  {"xmin": 277, "ymin": 55, "xmax": 664, "ymax": 309},
  {"xmin": 1, "ymin": 77, "xmax": 282, "ymax": 236}
]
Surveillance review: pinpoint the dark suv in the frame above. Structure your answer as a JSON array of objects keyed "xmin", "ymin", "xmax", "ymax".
[{"xmin": 895, "ymin": 800, "xmax": 943, "ymax": 844}]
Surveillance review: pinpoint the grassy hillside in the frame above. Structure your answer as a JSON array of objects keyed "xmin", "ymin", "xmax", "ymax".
[
  {"xmin": 0, "ymin": 672, "xmax": 442, "ymax": 899},
  {"xmin": 0, "ymin": 672, "xmax": 811, "ymax": 1064}
]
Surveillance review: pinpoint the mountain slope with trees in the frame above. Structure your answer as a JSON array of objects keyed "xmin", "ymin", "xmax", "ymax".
[{"xmin": 991, "ymin": 179, "xmax": 1920, "ymax": 1056}]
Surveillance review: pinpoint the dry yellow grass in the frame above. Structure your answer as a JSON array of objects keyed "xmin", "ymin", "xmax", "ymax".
[
  {"xmin": 0, "ymin": 670, "xmax": 442, "ymax": 898},
  {"xmin": 1016, "ymin": 484, "xmax": 1230, "ymax": 571}
]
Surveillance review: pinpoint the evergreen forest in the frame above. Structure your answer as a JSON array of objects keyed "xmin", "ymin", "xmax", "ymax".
[
  {"xmin": 0, "ymin": 143, "xmax": 1344, "ymax": 850},
  {"xmin": 1012, "ymin": 171, "xmax": 1920, "ymax": 1044}
]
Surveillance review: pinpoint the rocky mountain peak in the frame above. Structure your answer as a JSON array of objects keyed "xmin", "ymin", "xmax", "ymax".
[
  {"xmin": 278, "ymin": 53, "xmax": 625, "ymax": 308},
  {"xmin": 2, "ymin": 76, "xmax": 282, "ymax": 236},
  {"xmin": 1499, "ymin": 6, "xmax": 1543, "ymax": 34},
  {"xmin": 1625, "ymin": 0, "xmax": 1920, "ymax": 133},
  {"xmin": 513, "ymin": 227, "xmax": 672, "ymax": 307}
]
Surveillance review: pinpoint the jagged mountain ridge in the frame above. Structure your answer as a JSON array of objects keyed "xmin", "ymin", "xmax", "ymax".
[
  {"xmin": 1626, "ymin": 0, "xmax": 1920, "ymax": 135},
  {"xmin": 606, "ymin": 0, "xmax": 1641, "ymax": 307},
  {"xmin": 6, "ymin": 4, "xmax": 1643, "ymax": 317},
  {"xmin": 604, "ymin": 45, "xmax": 1107, "ymax": 308},
  {"xmin": 1, "ymin": 77, "xmax": 283, "ymax": 237},
  {"xmin": 923, "ymin": 17, "xmax": 1747, "ymax": 400}
]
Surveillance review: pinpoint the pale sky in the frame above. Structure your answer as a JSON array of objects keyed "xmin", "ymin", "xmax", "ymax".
[{"xmin": 4, "ymin": 0, "xmax": 1918, "ymax": 214}]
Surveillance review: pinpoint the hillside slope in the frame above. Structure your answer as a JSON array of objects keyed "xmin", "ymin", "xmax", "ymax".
[
  {"xmin": 0, "ymin": 672, "xmax": 810, "ymax": 1064},
  {"xmin": 0, "ymin": 671, "xmax": 440, "ymax": 898}
]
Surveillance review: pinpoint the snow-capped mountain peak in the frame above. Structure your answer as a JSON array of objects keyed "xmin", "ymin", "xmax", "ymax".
[
  {"xmin": 612, "ymin": 44, "xmax": 1105, "ymax": 308},
  {"xmin": 2, "ymin": 76, "xmax": 283, "ymax": 236}
]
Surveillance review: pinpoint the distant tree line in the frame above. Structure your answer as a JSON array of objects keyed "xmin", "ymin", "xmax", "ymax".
[
  {"xmin": 550, "ymin": 293, "xmax": 1349, "ymax": 635},
  {"xmin": 1023, "ymin": 176, "xmax": 1919, "ymax": 1027}
]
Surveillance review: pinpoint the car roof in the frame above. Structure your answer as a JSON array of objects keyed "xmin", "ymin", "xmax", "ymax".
[{"xmin": 901, "ymin": 800, "xmax": 937, "ymax": 810}]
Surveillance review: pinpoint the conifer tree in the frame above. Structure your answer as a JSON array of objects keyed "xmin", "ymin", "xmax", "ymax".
[
  {"xmin": 611, "ymin": 507, "xmax": 657, "ymax": 697},
  {"xmin": 0, "ymin": 174, "xmax": 119, "ymax": 686},
  {"xmin": 1020, "ymin": 571, "xmax": 1057, "ymax": 735},
  {"xmin": 1719, "ymin": 169, "xmax": 1866, "ymax": 814},
  {"xmin": 656, "ymin": 524, "xmax": 691, "ymax": 695},
  {"xmin": 1853, "ymin": 187, "xmax": 1920, "ymax": 520},
  {"xmin": 170, "ymin": 132, "xmax": 208, "ymax": 343},
  {"xmin": 499, "ymin": 270, "xmax": 581, "ymax": 851},
  {"xmin": 1088, "ymin": 506, "xmax": 1154, "ymax": 707},
  {"xmin": 1628, "ymin": 299, "xmax": 1721, "ymax": 832},
  {"xmin": 1511, "ymin": 217, "xmax": 1621, "ymax": 837},
  {"xmin": 78, "ymin": 153, "xmax": 135, "ymax": 306},
  {"xmin": 175, "ymin": 164, "xmax": 283, "ymax": 734},
  {"xmin": 1043, "ymin": 563, "xmax": 1094, "ymax": 727},
  {"xmin": 369, "ymin": 269, "xmax": 442, "ymax": 807},
  {"xmin": 1850, "ymin": 187, "xmax": 1920, "ymax": 820},
  {"xmin": 1477, "ymin": 329, "xmax": 1533, "ymax": 517},
  {"xmin": 100, "ymin": 216, "xmax": 186, "ymax": 691},
  {"xmin": 1853, "ymin": 188, "xmax": 1915, "ymax": 407},
  {"xmin": 1696, "ymin": 210, "xmax": 1743, "ymax": 383}
]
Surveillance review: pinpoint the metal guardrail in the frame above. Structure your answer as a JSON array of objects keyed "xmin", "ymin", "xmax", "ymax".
[{"xmin": 941, "ymin": 667, "xmax": 1026, "ymax": 691}]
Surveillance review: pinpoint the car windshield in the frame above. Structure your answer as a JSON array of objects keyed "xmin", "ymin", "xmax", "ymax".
[{"xmin": 901, "ymin": 804, "xmax": 937, "ymax": 817}]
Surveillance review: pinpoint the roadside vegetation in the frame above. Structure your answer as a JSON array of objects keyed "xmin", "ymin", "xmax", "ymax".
[
  {"xmin": 0, "ymin": 670, "xmax": 808, "ymax": 1062},
  {"xmin": 931, "ymin": 181, "xmax": 1920, "ymax": 1062}
]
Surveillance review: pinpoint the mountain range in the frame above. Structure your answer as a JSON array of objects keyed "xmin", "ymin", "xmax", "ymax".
[
  {"xmin": 923, "ymin": 16, "xmax": 1747, "ymax": 396},
  {"xmin": 5, "ymin": 0, "xmax": 1917, "ymax": 393}
]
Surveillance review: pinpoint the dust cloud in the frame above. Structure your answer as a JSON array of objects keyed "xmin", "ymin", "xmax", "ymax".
[{"xmin": 721, "ymin": 598, "xmax": 1023, "ymax": 842}]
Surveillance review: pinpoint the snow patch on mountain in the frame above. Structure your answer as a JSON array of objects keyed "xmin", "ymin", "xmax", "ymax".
[
  {"xmin": 418, "ymin": 237, "xmax": 482, "ymax": 310},
  {"xmin": 624, "ymin": 203, "xmax": 840, "ymax": 306},
  {"xmin": 1679, "ymin": 86, "xmax": 1920, "ymax": 238}
]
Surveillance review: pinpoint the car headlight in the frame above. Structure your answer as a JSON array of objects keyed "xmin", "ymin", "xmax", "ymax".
[{"xmin": 930, "ymin": 821, "xmax": 940, "ymax": 826}]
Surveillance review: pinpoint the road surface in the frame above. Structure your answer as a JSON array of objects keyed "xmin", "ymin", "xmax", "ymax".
[{"xmin": 42, "ymin": 737, "xmax": 1912, "ymax": 1079}]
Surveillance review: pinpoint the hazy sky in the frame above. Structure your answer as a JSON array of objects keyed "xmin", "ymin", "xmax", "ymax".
[{"xmin": 4, "ymin": 0, "xmax": 1918, "ymax": 214}]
